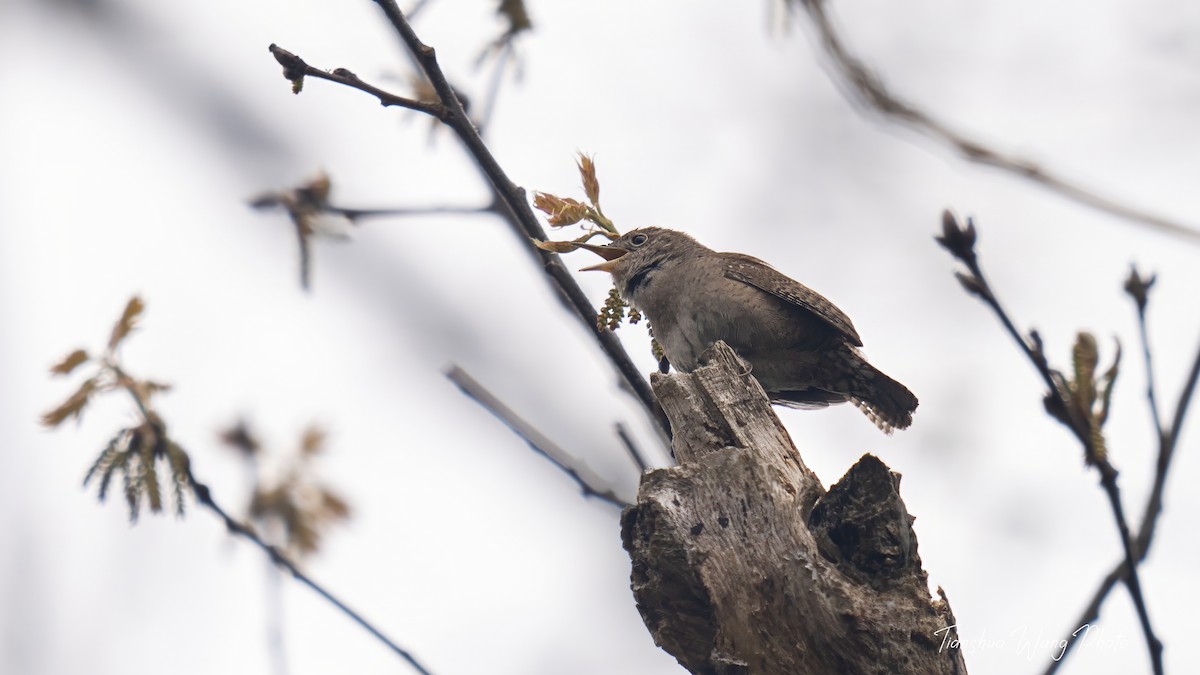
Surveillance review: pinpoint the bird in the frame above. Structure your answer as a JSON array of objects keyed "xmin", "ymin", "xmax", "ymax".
[{"xmin": 577, "ymin": 227, "xmax": 917, "ymax": 433}]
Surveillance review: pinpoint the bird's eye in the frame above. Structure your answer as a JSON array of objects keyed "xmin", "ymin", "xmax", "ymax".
[{"xmin": 631, "ymin": 233, "xmax": 648, "ymax": 247}]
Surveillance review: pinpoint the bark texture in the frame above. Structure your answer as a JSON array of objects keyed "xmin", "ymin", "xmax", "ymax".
[{"xmin": 620, "ymin": 341, "xmax": 966, "ymax": 675}]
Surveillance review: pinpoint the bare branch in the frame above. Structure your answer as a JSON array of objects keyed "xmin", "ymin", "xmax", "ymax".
[
  {"xmin": 405, "ymin": 0, "xmax": 433, "ymax": 21},
  {"xmin": 800, "ymin": 0, "xmax": 1200, "ymax": 244},
  {"xmin": 187, "ymin": 467, "xmax": 434, "ymax": 675},
  {"xmin": 614, "ymin": 422, "xmax": 650, "ymax": 473},
  {"xmin": 1131, "ymin": 388, "xmax": 1194, "ymax": 554},
  {"xmin": 269, "ymin": 44, "xmax": 447, "ymax": 119},
  {"xmin": 445, "ymin": 365, "xmax": 630, "ymax": 509},
  {"xmin": 1127, "ymin": 267, "xmax": 1164, "ymax": 436},
  {"xmin": 1137, "ymin": 321, "xmax": 1200, "ymax": 561},
  {"xmin": 1166, "ymin": 332, "xmax": 1200, "ymax": 466},
  {"xmin": 331, "ymin": 203, "xmax": 497, "ymax": 221},
  {"xmin": 475, "ymin": 39, "xmax": 514, "ymax": 135}
]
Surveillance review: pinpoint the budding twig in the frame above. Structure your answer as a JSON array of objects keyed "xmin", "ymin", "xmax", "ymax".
[{"xmin": 937, "ymin": 212, "xmax": 1162, "ymax": 675}]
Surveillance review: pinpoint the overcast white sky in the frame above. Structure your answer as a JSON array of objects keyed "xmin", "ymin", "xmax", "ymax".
[{"xmin": 2, "ymin": 1, "xmax": 1199, "ymax": 674}]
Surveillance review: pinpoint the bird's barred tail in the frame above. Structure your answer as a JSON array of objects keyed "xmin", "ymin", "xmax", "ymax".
[{"xmin": 840, "ymin": 352, "xmax": 918, "ymax": 434}]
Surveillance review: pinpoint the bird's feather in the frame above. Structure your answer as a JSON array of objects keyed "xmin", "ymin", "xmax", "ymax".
[{"xmin": 722, "ymin": 254, "xmax": 863, "ymax": 347}]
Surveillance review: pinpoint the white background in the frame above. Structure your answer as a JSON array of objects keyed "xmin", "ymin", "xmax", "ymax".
[{"xmin": 2, "ymin": 1, "xmax": 1198, "ymax": 674}]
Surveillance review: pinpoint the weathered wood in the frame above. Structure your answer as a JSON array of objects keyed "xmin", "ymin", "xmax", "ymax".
[{"xmin": 621, "ymin": 341, "xmax": 966, "ymax": 675}]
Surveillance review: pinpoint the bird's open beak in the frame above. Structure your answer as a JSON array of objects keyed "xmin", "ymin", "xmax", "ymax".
[{"xmin": 577, "ymin": 242, "xmax": 628, "ymax": 273}]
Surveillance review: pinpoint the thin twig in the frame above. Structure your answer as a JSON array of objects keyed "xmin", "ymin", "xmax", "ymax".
[
  {"xmin": 269, "ymin": 44, "xmax": 447, "ymax": 119},
  {"xmin": 405, "ymin": 0, "xmax": 433, "ymax": 21},
  {"xmin": 1164, "ymin": 333, "xmax": 1200, "ymax": 480},
  {"xmin": 1040, "ymin": 562, "xmax": 1124, "ymax": 675},
  {"xmin": 188, "ymin": 469, "xmax": 435, "ymax": 675},
  {"xmin": 1126, "ymin": 267, "xmax": 1165, "ymax": 438},
  {"xmin": 1091, "ymin": 468, "xmax": 1160, "ymax": 675},
  {"xmin": 265, "ymin": 559, "xmax": 290, "ymax": 675},
  {"xmin": 332, "ymin": 203, "xmax": 497, "ymax": 220},
  {"xmin": 614, "ymin": 422, "xmax": 649, "ymax": 473},
  {"xmin": 445, "ymin": 365, "xmax": 630, "ymax": 509},
  {"xmin": 937, "ymin": 213, "xmax": 1162, "ymax": 675},
  {"xmin": 800, "ymin": 0, "xmax": 1200, "ymax": 244},
  {"xmin": 1135, "ymin": 326, "xmax": 1200, "ymax": 562},
  {"xmin": 476, "ymin": 39, "xmax": 513, "ymax": 135},
  {"xmin": 1136, "ymin": 311, "xmax": 1164, "ymax": 439}
]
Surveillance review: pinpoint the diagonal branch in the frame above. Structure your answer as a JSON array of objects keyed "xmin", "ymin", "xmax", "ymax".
[
  {"xmin": 614, "ymin": 422, "xmax": 650, "ymax": 473},
  {"xmin": 475, "ymin": 39, "xmax": 514, "ymax": 136},
  {"xmin": 188, "ymin": 469, "xmax": 434, "ymax": 675},
  {"xmin": 445, "ymin": 365, "xmax": 630, "ymax": 509},
  {"xmin": 799, "ymin": 0, "xmax": 1200, "ymax": 244},
  {"xmin": 330, "ymin": 202, "xmax": 499, "ymax": 221},
  {"xmin": 269, "ymin": 7, "xmax": 670, "ymax": 439}
]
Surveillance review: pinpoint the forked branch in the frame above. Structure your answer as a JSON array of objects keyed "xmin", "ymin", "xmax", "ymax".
[{"xmin": 937, "ymin": 212, "xmax": 1163, "ymax": 675}]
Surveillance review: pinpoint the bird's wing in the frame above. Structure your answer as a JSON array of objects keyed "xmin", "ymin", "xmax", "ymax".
[{"xmin": 723, "ymin": 253, "xmax": 863, "ymax": 347}]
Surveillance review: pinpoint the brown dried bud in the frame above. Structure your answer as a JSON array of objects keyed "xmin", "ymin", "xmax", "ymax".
[
  {"xmin": 953, "ymin": 272, "xmax": 986, "ymax": 299},
  {"xmin": 220, "ymin": 421, "xmax": 262, "ymax": 457},
  {"xmin": 936, "ymin": 210, "xmax": 978, "ymax": 263},
  {"xmin": 577, "ymin": 153, "xmax": 600, "ymax": 207},
  {"xmin": 109, "ymin": 296, "xmax": 144, "ymax": 351},
  {"xmin": 1123, "ymin": 265, "xmax": 1155, "ymax": 314},
  {"xmin": 300, "ymin": 425, "xmax": 327, "ymax": 457},
  {"xmin": 269, "ymin": 44, "xmax": 308, "ymax": 82},
  {"xmin": 50, "ymin": 349, "xmax": 90, "ymax": 376},
  {"xmin": 532, "ymin": 239, "xmax": 582, "ymax": 253},
  {"xmin": 296, "ymin": 172, "xmax": 332, "ymax": 208}
]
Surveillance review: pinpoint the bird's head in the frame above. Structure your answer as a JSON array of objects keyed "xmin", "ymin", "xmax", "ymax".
[{"xmin": 576, "ymin": 227, "xmax": 704, "ymax": 298}]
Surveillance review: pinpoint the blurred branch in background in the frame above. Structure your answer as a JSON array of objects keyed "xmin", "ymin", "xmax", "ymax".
[
  {"xmin": 446, "ymin": 365, "xmax": 632, "ymax": 509},
  {"xmin": 614, "ymin": 422, "xmax": 650, "ymax": 473},
  {"xmin": 249, "ymin": 171, "xmax": 500, "ymax": 290},
  {"xmin": 937, "ymin": 213, "xmax": 1166, "ymax": 675},
  {"xmin": 218, "ymin": 420, "xmax": 353, "ymax": 675},
  {"xmin": 1042, "ymin": 269, "xmax": 1200, "ymax": 675},
  {"xmin": 473, "ymin": 0, "xmax": 532, "ymax": 134},
  {"xmin": 41, "ymin": 298, "xmax": 434, "ymax": 675},
  {"xmin": 793, "ymin": 0, "xmax": 1200, "ymax": 245}
]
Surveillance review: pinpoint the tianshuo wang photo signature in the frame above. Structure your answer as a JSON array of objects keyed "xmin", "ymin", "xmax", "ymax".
[{"xmin": 935, "ymin": 623, "xmax": 1131, "ymax": 661}]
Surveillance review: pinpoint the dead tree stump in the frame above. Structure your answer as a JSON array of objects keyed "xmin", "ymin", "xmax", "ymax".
[{"xmin": 620, "ymin": 341, "xmax": 966, "ymax": 675}]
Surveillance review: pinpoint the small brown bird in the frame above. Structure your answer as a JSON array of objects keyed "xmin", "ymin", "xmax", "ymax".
[{"xmin": 578, "ymin": 227, "xmax": 917, "ymax": 433}]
